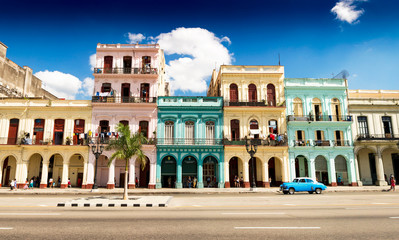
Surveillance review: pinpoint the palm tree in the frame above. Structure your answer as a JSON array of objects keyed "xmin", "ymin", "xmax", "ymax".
[{"xmin": 106, "ymin": 123, "xmax": 147, "ymax": 200}]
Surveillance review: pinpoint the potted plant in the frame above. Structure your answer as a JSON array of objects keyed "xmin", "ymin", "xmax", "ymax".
[{"xmin": 66, "ymin": 136, "xmax": 72, "ymax": 145}]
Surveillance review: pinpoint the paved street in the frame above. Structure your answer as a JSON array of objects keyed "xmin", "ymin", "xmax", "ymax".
[{"xmin": 0, "ymin": 192, "xmax": 398, "ymax": 239}]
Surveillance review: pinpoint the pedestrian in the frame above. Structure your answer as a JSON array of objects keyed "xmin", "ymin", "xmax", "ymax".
[
  {"xmin": 240, "ymin": 176, "xmax": 244, "ymax": 187},
  {"xmin": 24, "ymin": 179, "xmax": 29, "ymax": 190},
  {"xmin": 269, "ymin": 177, "xmax": 272, "ymax": 187},
  {"xmin": 337, "ymin": 176, "xmax": 342, "ymax": 186},
  {"xmin": 57, "ymin": 177, "xmax": 61, "ymax": 187},
  {"xmin": 188, "ymin": 176, "xmax": 192, "ymax": 188},
  {"xmin": 135, "ymin": 177, "xmax": 139, "ymax": 188},
  {"xmin": 13, "ymin": 179, "xmax": 17, "ymax": 190},
  {"xmin": 193, "ymin": 177, "xmax": 197, "ymax": 188},
  {"xmin": 390, "ymin": 175, "xmax": 396, "ymax": 192},
  {"xmin": 168, "ymin": 176, "xmax": 172, "ymax": 188},
  {"xmin": 68, "ymin": 178, "xmax": 71, "ymax": 188},
  {"xmin": 206, "ymin": 176, "xmax": 211, "ymax": 187},
  {"xmin": 10, "ymin": 179, "xmax": 14, "ymax": 191},
  {"xmin": 234, "ymin": 175, "xmax": 238, "ymax": 187},
  {"xmin": 29, "ymin": 179, "xmax": 34, "ymax": 189},
  {"xmin": 49, "ymin": 178, "xmax": 53, "ymax": 188}
]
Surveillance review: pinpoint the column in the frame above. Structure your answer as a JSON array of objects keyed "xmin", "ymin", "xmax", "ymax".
[
  {"xmin": 82, "ymin": 160, "xmax": 88, "ymax": 189},
  {"xmin": 354, "ymin": 154, "xmax": 363, "ymax": 186},
  {"xmin": 282, "ymin": 156, "xmax": 289, "ymax": 183},
  {"xmin": 155, "ymin": 162, "xmax": 162, "ymax": 189},
  {"xmin": 348, "ymin": 156, "xmax": 358, "ymax": 186},
  {"xmin": 328, "ymin": 158, "xmax": 337, "ymax": 186},
  {"xmin": 218, "ymin": 161, "xmax": 224, "ymax": 188},
  {"xmin": 224, "ymin": 161, "xmax": 230, "ymax": 188},
  {"xmin": 60, "ymin": 160, "xmax": 69, "ymax": 189},
  {"xmin": 243, "ymin": 161, "xmax": 250, "ymax": 188},
  {"xmin": 308, "ymin": 158, "xmax": 316, "ymax": 181},
  {"xmin": 148, "ymin": 161, "xmax": 156, "ymax": 189},
  {"xmin": 375, "ymin": 148, "xmax": 387, "ymax": 186},
  {"xmin": 107, "ymin": 161, "xmax": 115, "ymax": 189},
  {"xmin": 197, "ymin": 162, "xmax": 204, "ymax": 188},
  {"xmin": 128, "ymin": 159, "xmax": 135, "ymax": 189},
  {"xmin": 262, "ymin": 162, "xmax": 269, "ymax": 187},
  {"xmin": 40, "ymin": 159, "xmax": 49, "ymax": 188},
  {"xmin": 289, "ymin": 155, "xmax": 296, "ymax": 181},
  {"xmin": 0, "ymin": 160, "xmax": 2, "ymax": 187},
  {"xmin": 176, "ymin": 162, "xmax": 182, "ymax": 188}
]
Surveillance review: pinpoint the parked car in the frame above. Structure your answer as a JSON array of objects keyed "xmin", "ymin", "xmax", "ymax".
[{"xmin": 280, "ymin": 177, "xmax": 327, "ymax": 194}]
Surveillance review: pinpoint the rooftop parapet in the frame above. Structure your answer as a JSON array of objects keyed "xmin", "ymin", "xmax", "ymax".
[
  {"xmin": 157, "ymin": 96, "xmax": 223, "ymax": 108},
  {"xmin": 285, "ymin": 78, "xmax": 347, "ymax": 88},
  {"xmin": 97, "ymin": 43, "xmax": 159, "ymax": 49},
  {"xmin": 220, "ymin": 65, "xmax": 284, "ymax": 74}
]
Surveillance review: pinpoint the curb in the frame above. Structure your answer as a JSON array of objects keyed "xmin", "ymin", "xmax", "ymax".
[{"xmin": 57, "ymin": 202, "xmax": 167, "ymax": 208}]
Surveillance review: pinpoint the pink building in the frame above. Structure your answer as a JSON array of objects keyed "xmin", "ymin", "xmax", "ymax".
[{"xmin": 85, "ymin": 43, "xmax": 168, "ymax": 189}]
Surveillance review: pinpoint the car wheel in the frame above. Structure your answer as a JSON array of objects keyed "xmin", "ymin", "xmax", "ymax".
[
  {"xmin": 288, "ymin": 188, "xmax": 295, "ymax": 195},
  {"xmin": 315, "ymin": 188, "xmax": 322, "ymax": 194},
  {"xmin": 283, "ymin": 191, "xmax": 288, "ymax": 195},
  {"xmin": 308, "ymin": 191, "xmax": 314, "ymax": 194}
]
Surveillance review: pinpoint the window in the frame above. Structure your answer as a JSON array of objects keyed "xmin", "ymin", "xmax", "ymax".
[
  {"xmin": 33, "ymin": 119, "xmax": 45, "ymax": 145},
  {"xmin": 267, "ymin": 84, "xmax": 276, "ymax": 106},
  {"xmin": 119, "ymin": 120, "xmax": 129, "ymax": 127},
  {"xmin": 231, "ymin": 119, "xmax": 240, "ymax": 141},
  {"xmin": 139, "ymin": 121, "xmax": 149, "ymax": 138},
  {"xmin": 142, "ymin": 56, "xmax": 151, "ymax": 73},
  {"xmin": 268, "ymin": 120, "xmax": 278, "ymax": 134},
  {"xmin": 99, "ymin": 120, "xmax": 110, "ymax": 143},
  {"xmin": 165, "ymin": 121, "xmax": 174, "ymax": 144},
  {"xmin": 7, "ymin": 118, "xmax": 19, "ymax": 145},
  {"xmin": 331, "ymin": 98, "xmax": 341, "ymax": 121},
  {"xmin": 312, "ymin": 98, "xmax": 322, "ymax": 121},
  {"xmin": 357, "ymin": 116, "xmax": 369, "ymax": 137},
  {"xmin": 53, "ymin": 119, "xmax": 65, "ymax": 145},
  {"xmin": 293, "ymin": 98, "xmax": 303, "ymax": 116},
  {"xmin": 101, "ymin": 83, "xmax": 111, "ymax": 93},
  {"xmin": 296, "ymin": 130, "xmax": 305, "ymax": 146},
  {"xmin": 249, "ymin": 119, "xmax": 259, "ymax": 139},
  {"xmin": 123, "ymin": 56, "xmax": 132, "ymax": 74},
  {"xmin": 140, "ymin": 83, "xmax": 150, "ymax": 102},
  {"xmin": 73, "ymin": 119, "xmax": 85, "ymax": 145},
  {"xmin": 315, "ymin": 130, "xmax": 327, "ymax": 146},
  {"xmin": 229, "ymin": 84, "xmax": 238, "ymax": 102},
  {"xmin": 206, "ymin": 121, "xmax": 215, "ymax": 145},
  {"xmin": 248, "ymin": 84, "xmax": 257, "ymax": 102},
  {"xmin": 382, "ymin": 116, "xmax": 393, "ymax": 137},
  {"xmin": 104, "ymin": 56, "xmax": 113, "ymax": 74},
  {"xmin": 185, "ymin": 121, "xmax": 195, "ymax": 144},
  {"xmin": 335, "ymin": 130, "xmax": 344, "ymax": 146}
]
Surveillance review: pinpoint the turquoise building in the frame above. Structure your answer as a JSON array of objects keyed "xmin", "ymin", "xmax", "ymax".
[
  {"xmin": 285, "ymin": 78, "xmax": 357, "ymax": 186},
  {"xmin": 155, "ymin": 96, "xmax": 224, "ymax": 188}
]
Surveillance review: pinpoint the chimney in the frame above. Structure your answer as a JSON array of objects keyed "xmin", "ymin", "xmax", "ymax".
[{"xmin": 0, "ymin": 41, "xmax": 8, "ymax": 58}]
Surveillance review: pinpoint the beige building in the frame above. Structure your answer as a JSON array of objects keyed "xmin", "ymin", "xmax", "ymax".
[
  {"xmin": 0, "ymin": 99, "xmax": 91, "ymax": 188},
  {"xmin": 349, "ymin": 90, "xmax": 399, "ymax": 186},
  {"xmin": 0, "ymin": 42, "xmax": 57, "ymax": 99},
  {"xmin": 208, "ymin": 65, "xmax": 288, "ymax": 188}
]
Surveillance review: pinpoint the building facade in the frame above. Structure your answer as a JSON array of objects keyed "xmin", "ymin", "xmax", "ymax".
[
  {"xmin": 0, "ymin": 99, "xmax": 91, "ymax": 188},
  {"xmin": 156, "ymin": 96, "xmax": 224, "ymax": 188},
  {"xmin": 208, "ymin": 65, "xmax": 289, "ymax": 188},
  {"xmin": 88, "ymin": 43, "xmax": 168, "ymax": 189},
  {"xmin": 285, "ymin": 78, "xmax": 357, "ymax": 186},
  {"xmin": 349, "ymin": 90, "xmax": 399, "ymax": 186}
]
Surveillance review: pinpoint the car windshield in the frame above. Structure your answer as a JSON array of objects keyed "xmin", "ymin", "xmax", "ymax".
[{"xmin": 293, "ymin": 179, "xmax": 299, "ymax": 182}]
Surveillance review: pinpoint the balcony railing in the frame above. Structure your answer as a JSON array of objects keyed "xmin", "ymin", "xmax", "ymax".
[
  {"xmin": 156, "ymin": 138, "xmax": 223, "ymax": 145},
  {"xmin": 332, "ymin": 140, "xmax": 352, "ymax": 146},
  {"xmin": 92, "ymin": 96, "xmax": 156, "ymax": 103},
  {"xmin": 292, "ymin": 140, "xmax": 352, "ymax": 147},
  {"xmin": 224, "ymin": 101, "xmax": 285, "ymax": 107},
  {"xmin": 313, "ymin": 140, "xmax": 331, "ymax": 147},
  {"xmin": 223, "ymin": 138, "xmax": 288, "ymax": 146},
  {"xmin": 356, "ymin": 134, "xmax": 399, "ymax": 141},
  {"xmin": 88, "ymin": 137, "xmax": 156, "ymax": 145},
  {"xmin": 287, "ymin": 115, "xmax": 353, "ymax": 122},
  {"xmin": 0, "ymin": 137, "xmax": 89, "ymax": 146},
  {"xmin": 94, "ymin": 67, "xmax": 158, "ymax": 75}
]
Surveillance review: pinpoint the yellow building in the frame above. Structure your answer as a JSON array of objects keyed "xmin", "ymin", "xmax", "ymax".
[
  {"xmin": 208, "ymin": 65, "xmax": 289, "ymax": 188},
  {"xmin": 0, "ymin": 99, "xmax": 91, "ymax": 188}
]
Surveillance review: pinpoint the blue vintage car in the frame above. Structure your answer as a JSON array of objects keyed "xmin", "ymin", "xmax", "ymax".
[{"xmin": 280, "ymin": 177, "xmax": 327, "ymax": 194}]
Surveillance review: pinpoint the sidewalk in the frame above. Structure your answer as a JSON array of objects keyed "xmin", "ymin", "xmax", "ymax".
[{"xmin": 0, "ymin": 186, "xmax": 392, "ymax": 195}]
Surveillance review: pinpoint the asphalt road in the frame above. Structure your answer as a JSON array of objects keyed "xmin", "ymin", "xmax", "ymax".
[{"xmin": 0, "ymin": 192, "xmax": 398, "ymax": 240}]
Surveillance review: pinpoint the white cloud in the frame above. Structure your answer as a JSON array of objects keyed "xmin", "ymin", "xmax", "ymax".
[
  {"xmin": 127, "ymin": 33, "xmax": 146, "ymax": 44},
  {"xmin": 89, "ymin": 54, "xmax": 96, "ymax": 70},
  {"xmin": 156, "ymin": 27, "xmax": 233, "ymax": 93},
  {"xmin": 35, "ymin": 70, "xmax": 82, "ymax": 100},
  {"xmin": 80, "ymin": 77, "xmax": 94, "ymax": 96},
  {"xmin": 331, "ymin": 0, "xmax": 365, "ymax": 24}
]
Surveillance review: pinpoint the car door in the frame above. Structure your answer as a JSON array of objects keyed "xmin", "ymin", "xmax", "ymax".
[
  {"xmin": 298, "ymin": 179, "xmax": 307, "ymax": 191},
  {"xmin": 304, "ymin": 179, "xmax": 314, "ymax": 191}
]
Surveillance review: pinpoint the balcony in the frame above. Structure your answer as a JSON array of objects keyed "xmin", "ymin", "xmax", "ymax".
[
  {"xmin": 292, "ymin": 140, "xmax": 352, "ymax": 147},
  {"xmin": 224, "ymin": 101, "xmax": 285, "ymax": 107},
  {"xmin": 92, "ymin": 96, "xmax": 156, "ymax": 104},
  {"xmin": 89, "ymin": 137, "xmax": 156, "ymax": 145},
  {"xmin": 0, "ymin": 137, "xmax": 89, "ymax": 146},
  {"xmin": 356, "ymin": 134, "xmax": 399, "ymax": 141},
  {"xmin": 287, "ymin": 115, "xmax": 353, "ymax": 122},
  {"xmin": 156, "ymin": 138, "xmax": 223, "ymax": 146},
  {"xmin": 94, "ymin": 67, "xmax": 157, "ymax": 75},
  {"xmin": 223, "ymin": 138, "xmax": 288, "ymax": 146}
]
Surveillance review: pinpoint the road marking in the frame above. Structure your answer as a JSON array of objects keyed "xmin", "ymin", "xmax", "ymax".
[
  {"xmin": 389, "ymin": 217, "xmax": 399, "ymax": 219},
  {"xmin": 235, "ymin": 227, "xmax": 320, "ymax": 230},
  {"xmin": 346, "ymin": 207, "xmax": 399, "ymax": 210},
  {"xmin": 0, "ymin": 213, "xmax": 61, "ymax": 216},
  {"xmin": 372, "ymin": 203, "xmax": 389, "ymax": 205},
  {"xmin": 192, "ymin": 205, "xmax": 202, "ymax": 207},
  {"xmin": 0, "ymin": 228, "xmax": 13, "ymax": 230},
  {"xmin": 222, "ymin": 212, "xmax": 285, "ymax": 215},
  {"xmin": 283, "ymin": 204, "xmax": 296, "ymax": 206}
]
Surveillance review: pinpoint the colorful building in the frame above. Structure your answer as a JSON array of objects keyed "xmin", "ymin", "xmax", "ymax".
[
  {"xmin": 156, "ymin": 96, "xmax": 224, "ymax": 188},
  {"xmin": 349, "ymin": 90, "xmax": 399, "ymax": 186},
  {"xmin": 285, "ymin": 78, "xmax": 357, "ymax": 186},
  {"xmin": 88, "ymin": 43, "xmax": 168, "ymax": 189},
  {"xmin": 208, "ymin": 65, "xmax": 289, "ymax": 188}
]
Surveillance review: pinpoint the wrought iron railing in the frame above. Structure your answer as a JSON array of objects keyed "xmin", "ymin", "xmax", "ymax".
[
  {"xmin": 92, "ymin": 96, "xmax": 156, "ymax": 103},
  {"xmin": 224, "ymin": 101, "xmax": 285, "ymax": 107},
  {"xmin": 332, "ymin": 140, "xmax": 352, "ymax": 146},
  {"xmin": 223, "ymin": 138, "xmax": 288, "ymax": 146},
  {"xmin": 94, "ymin": 67, "xmax": 158, "ymax": 75},
  {"xmin": 156, "ymin": 138, "xmax": 223, "ymax": 145},
  {"xmin": 287, "ymin": 115, "xmax": 353, "ymax": 122},
  {"xmin": 313, "ymin": 140, "xmax": 331, "ymax": 147},
  {"xmin": 356, "ymin": 134, "xmax": 399, "ymax": 141},
  {"xmin": 292, "ymin": 140, "xmax": 351, "ymax": 147},
  {"xmin": 0, "ymin": 137, "xmax": 89, "ymax": 146}
]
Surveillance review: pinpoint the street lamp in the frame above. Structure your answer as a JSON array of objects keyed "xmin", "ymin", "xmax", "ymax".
[
  {"xmin": 245, "ymin": 136, "xmax": 258, "ymax": 191},
  {"xmin": 91, "ymin": 138, "xmax": 104, "ymax": 190}
]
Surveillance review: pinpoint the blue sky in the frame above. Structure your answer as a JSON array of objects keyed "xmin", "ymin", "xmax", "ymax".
[{"xmin": 0, "ymin": 0, "xmax": 398, "ymax": 99}]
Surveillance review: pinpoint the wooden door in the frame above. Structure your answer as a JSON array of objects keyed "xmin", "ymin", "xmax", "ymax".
[
  {"xmin": 139, "ymin": 158, "xmax": 150, "ymax": 188},
  {"xmin": 73, "ymin": 119, "xmax": 85, "ymax": 145},
  {"xmin": 34, "ymin": 119, "xmax": 45, "ymax": 144},
  {"xmin": 248, "ymin": 84, "xmax": 257, "ymax": 102},
  {"xmin": 121, "ymin": 83, "xmax": 130, "ymax": 103},
  {"xmin": 229, "ymin": 84, "xmax": 238, "ymax": 102},
  {"xmin": 7, "ymin": 119, "xmax": 19, "ymax": 145},
  {"xmin": 53, "ymin": 119, "xmax": 65, "ymax": 145},
  {"xmin": 140, "ymin": 83, "xmax": 150, "ymax": 102},
  {"xmin": 104, "ymin": 56, "xmax": 113, "ymax": 73},
  {"xmin": 267, "ymin": 84, "xmax": 276, "ymax": 106}
]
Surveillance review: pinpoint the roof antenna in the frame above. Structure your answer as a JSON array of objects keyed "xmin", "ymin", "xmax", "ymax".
[{"xmin": 278, "ymin": 53, "xmax": 281, "ymax": 66}]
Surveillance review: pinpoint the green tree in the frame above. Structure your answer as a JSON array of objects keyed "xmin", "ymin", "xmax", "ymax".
[{"xmin": 106, "ymin": 123, "xmax": 147, "ymax": 200}]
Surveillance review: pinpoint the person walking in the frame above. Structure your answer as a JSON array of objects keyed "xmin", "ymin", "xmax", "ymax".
[
  {"xmin": 188, "ymin": 176, "xmax": 192, "ymax": 188},
  {"xmin": 29, "ymin": 179, "xmax": 34, "ymax": 189},
  {"xmin": 13, "ymin": 179, "xmax": 17, "ymax": 190},
  {"xmin": 135, "ymin": 177, "xmax": 139, "ymax": 188},
  {"xmin": 68, "ymin": 178, "xmax": 71, "ymax": 188},
  {"xmin": 193, "ymin": 177, "xmax": 197, "ymax": 188},
  {"xmin": 234, "ymin": 175, "xmax": 238, "ymax": 187},
  {"xmin": 390, "ymin": 175, "xmax": 396, "ymax": 192},
  {"xmin": 24, "ymin": 179, "xmax": 29, "ymax": 190},
  {"xmin": 49, "ymin": 178, "xmax": 53, "ymax": 188}
]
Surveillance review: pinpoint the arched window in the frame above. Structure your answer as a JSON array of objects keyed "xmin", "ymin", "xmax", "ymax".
[
  {"xmin": 231, "ymin": 119, "xmax": 240, "ymax": 141},
  {"xmin": 165, "ymin": 121, "xmax": 174, "ymax": 144},
  {"xmin": 119, "ymin": 120, "xmax": 129, "ymax": 126},
  {"xmin": 331, "ymin": 98, "xmax": 341, "ymax": 121},
  {"xmin": 248, "ymin": 84, "xmax": 257, "ymax": 102},
  {"xmin": 229, "ymin": 84, "xmax": 238, "ymax": 103},
  {"xmin": 249, "ymin": 119, "xmax": 259, "ymax": 139},
  {"xmin": 267, "ymin": 84, "xmax": 276, "ymax": 106},
  {"xmin": 206, "ymin": 121, "xmax": 215, "ymax": 145},
  {"xmin": 293, "ymin": 98, "xmax": 303, "ymax": 116},
  {"xmin": 185, "ymin": 121, "xmax": 195, "ymax": 144},
  {"xmin": 312, "ymin": 98, "xmax": 322, "ymax": 121}
]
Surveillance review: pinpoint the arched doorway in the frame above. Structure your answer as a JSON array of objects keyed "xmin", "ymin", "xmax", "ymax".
[
  {"xmin": 268, "ymin": 157, "xmax": 283, "ymax": 186},
  {"xmin": 248, "ymin": 84, "xmax": 257, "ymax": 102},
  {"xmin": 267, "ymin": 84, "xmax": 276, "ymax": 106},
  {"xmin": 182, "ymin": 156, "xmax": 197, "ymax": 188},
  {"xmin": 28, "ymin": 153, "xmax": 43, "ymax": 187},
  {"xmin": 49, "ymin": 154, "xmax": 63, "ymax": 187},
  {"xmin": 97, "ymin": 155, "xmax": 109, "ymax": 187},
  {"xmin": 2, "ymin": 156, "xmax": 17, "ymax": 186},
  {"xmin": 335, "ymin": 155, "xmax": 348, "ymax": 185},
  {"xmin": 203, "ymin": 156, "xmax": 218, "ymax": 188},
  {"xmin": 161, "ymin": 156, "xmax": 177, "ymax": 188},
  {"xmin": 138, "ymin": 157, "xmax": 150, "ymax": 188},
  {"xmin": 229, "ymin": 84, "xmax": 238, "ymax": 102},
  {"xmin": 249, "ymin": 157, "xmax": 261, "ymax": 187},
  {"xmin": 229, "ymin": 157, "xmax": 242, "ymax": 187},
  {"xmin": 69, "ymin": 154, "xmax": 84, "ymax": 187},
  {"xmin": 295, "ymin": 155, "xmax": 309, "ymax": 178},
  {"xmin": 315, "ymin": 155, "xmax": 329, "ymax": 185}
]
